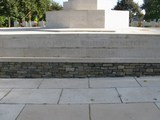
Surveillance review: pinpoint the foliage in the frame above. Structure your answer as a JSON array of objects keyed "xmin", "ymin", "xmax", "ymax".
[
  {"xmin": 0, "ymin": 0, "xmax": 18, "ymax": 18},
  {"xmin": 142, "ymin": 0, "xmax": 160, "ymax": 21},
  {"xmin": 0, "ymin": 0, "xmax": 62, "ymax": 27},
  {"xmin": 0, "ymin": 16, "xmax": 7, "ymax": 27},
  {"xmin": 114, "ymin": 0, "xmax": 144, "ymax": 21},
  {"xmin": 47, "ymin": 1, "xmax": 63, "ymax": 11},
  {"xmin": 15, "ymin": 0, "xmax": 51, "ymax": 21}
]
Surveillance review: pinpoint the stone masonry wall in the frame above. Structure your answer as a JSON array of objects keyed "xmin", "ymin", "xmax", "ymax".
[{"xmin": 0, "ymin": 62, "xmax": 160, "ymax": 78}]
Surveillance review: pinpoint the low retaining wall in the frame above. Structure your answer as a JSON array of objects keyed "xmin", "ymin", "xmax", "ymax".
[
  {"xmin": 0, "ymin": 33, "xmax": 160, "ymax": 59},
  {"xmin": 0, "ymin": 28, "xmax": 160, "ymax": 78},
  {"xmin": 0, "ymin": 62, "xmax": 160, "ymax": 78}
]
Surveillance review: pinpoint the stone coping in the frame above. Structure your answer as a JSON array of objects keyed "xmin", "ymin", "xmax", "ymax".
[
  {"xmin": 0, "ymin": 57, "xmax": 160, "ymax": 63},
  {"xmin": 0, "ymin": 27, "xmax": 160, "ymax": 35}
]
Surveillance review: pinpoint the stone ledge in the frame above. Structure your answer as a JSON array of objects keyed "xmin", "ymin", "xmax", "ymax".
[
  {"xmin": 0, "ymin": 57, "xmax": 160, "ymax": 63},
  {"xmin": 0, "ymin": 28, "xmax": 160, "ymax": 35}
]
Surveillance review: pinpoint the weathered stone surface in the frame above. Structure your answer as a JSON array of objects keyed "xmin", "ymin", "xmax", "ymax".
[
  {"xmin": 89, "ymin": 77, "xmax": 140, "ymax": 88},
  {"xmin": 0, "ymin": 79, "xmax": 43, "ymax": 88},
  {"xmin": 1, "ymin": 89, "xmax": 61, "ymax": 104},
  {"xmin": 118, "ymin": 65, "xmax": 125, "ymax": 69},
  {"xmin": 91, "ymin": 103, "xmax": 160, "ymax": 120},
  {"xmin": 117, "ymin": 87, "xmax": 160, "ymax": 103},
  {"xmin": 135, "ymin": 77, "xmax": 160, "ymax": 87},
  {"xmin": 17, "ymin": 105, "xmax": 89, "ymax": 120},
  {"xmin": 0, "ymin": 104, "xmax": 24, "ymax": 120},
  {"xmin": 60, "ymin": 88, "xmax": 121, "ymax": 104},
  {"xmin": 0, "ymin": 89, "xmax": 10, "ymax": 100},
  {"xmin": 40, "ymin": 78, "xmax": 88, "ymax": 88},
  {"xmin": 146, "ymin": 69, "xmax": 154, "ymax": 72}
]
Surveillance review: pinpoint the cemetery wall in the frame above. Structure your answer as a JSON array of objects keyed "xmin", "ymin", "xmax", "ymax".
[{"xmin": 0, "ymin": 33, "xmax": 160, "ymax": 78}]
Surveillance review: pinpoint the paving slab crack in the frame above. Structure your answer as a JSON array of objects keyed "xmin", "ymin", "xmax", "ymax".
[
  {"xmin": 37, "ymin": 79, "xmax": 44, "ymax": 89},
  {"xmin": 88, "ymin": 78, "xmax": 91, "ymax": 88},
  {"xmin": 89, "ymin": 104, "xmax": 92, "ymax": 120},
  {"xmin": 0, "ymin": 89, "xmax": 12, "ymax": 101},
  {"xmin": 154, "ymin": 103, "xmax": 160, "ymax": 110},
  {"xmin": 15, "ymin": 104, "xmax": 26, "ymax": 120},
  {"xmin": 134, "ymin": 77, "xmax": 142, "ymax": 87},
  {"xmin": 57, "ymin": 89, "xmax": 63, "ymax": 104},
  {"xmin": 115, "ymin": 88, "xmax": 123, "ymax": 103}
]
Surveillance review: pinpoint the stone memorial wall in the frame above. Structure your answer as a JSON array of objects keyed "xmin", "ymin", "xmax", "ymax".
[{"xmin": 0, "ymin": 32, "xmax": 160, "ymax": 78}]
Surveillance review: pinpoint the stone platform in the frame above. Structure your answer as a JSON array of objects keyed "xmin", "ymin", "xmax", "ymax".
[
  {"xmin": 0, "ymin": 77, "xmax": 160, "ymax": 120},
  {"xmin": 0, "ymin": 27, "xmax": 160, "ymax": 78}
]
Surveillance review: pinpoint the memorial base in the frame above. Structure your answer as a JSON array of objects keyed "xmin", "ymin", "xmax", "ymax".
[{"xmin": 0, "ymin": 27, "xmax": 160, "ymax": 78}]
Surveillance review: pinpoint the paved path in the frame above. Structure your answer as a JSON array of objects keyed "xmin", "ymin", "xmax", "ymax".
[{"xmin": 0, "ymin": 77, "xmax": 160, "ymax": 120}]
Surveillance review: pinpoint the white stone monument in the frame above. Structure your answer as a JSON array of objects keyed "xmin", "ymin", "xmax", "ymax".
[{"xmin": 46, "ymin": 0, "xmax": 129, "ymax": 29}]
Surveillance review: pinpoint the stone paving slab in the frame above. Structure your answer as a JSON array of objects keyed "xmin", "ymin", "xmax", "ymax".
[
  {"xmin": 17, "ymin": 105, "xmax": 89, "ymax": 120},
  {"xmin": 1, "ymin": 89, "xmax": 61, "ymax": 104},
  {"xmin": 135, "ymin": 77, "xmax": 160, "ymax": 87},
  {"xmin": 91, "ymin": 103, "xmax": 160, "ymax": 120},
  {"xmin": 0, "ymin": 104, "xmax": 24, "ymax": 120},
  {"xmin": 117, "ymin": 87, "xmax": 160, "ymax": 103},
  {"xmin": 89, "ymin": 77, "xmax": 140, "ymax": 88},
  {"xmin": 40, "ymin": 79, "xmax": 88, "ymax": 88},
  {"xmin": 0, "ymin": 89, "xmax": 10, "ymax": 100},
  {"xmin": 60, "ymin": 89, "xmax": 121, "ymax": 104},
  {"xmin": 0, "ymin": 79, "xmax": 43, "ymax": 89}
]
